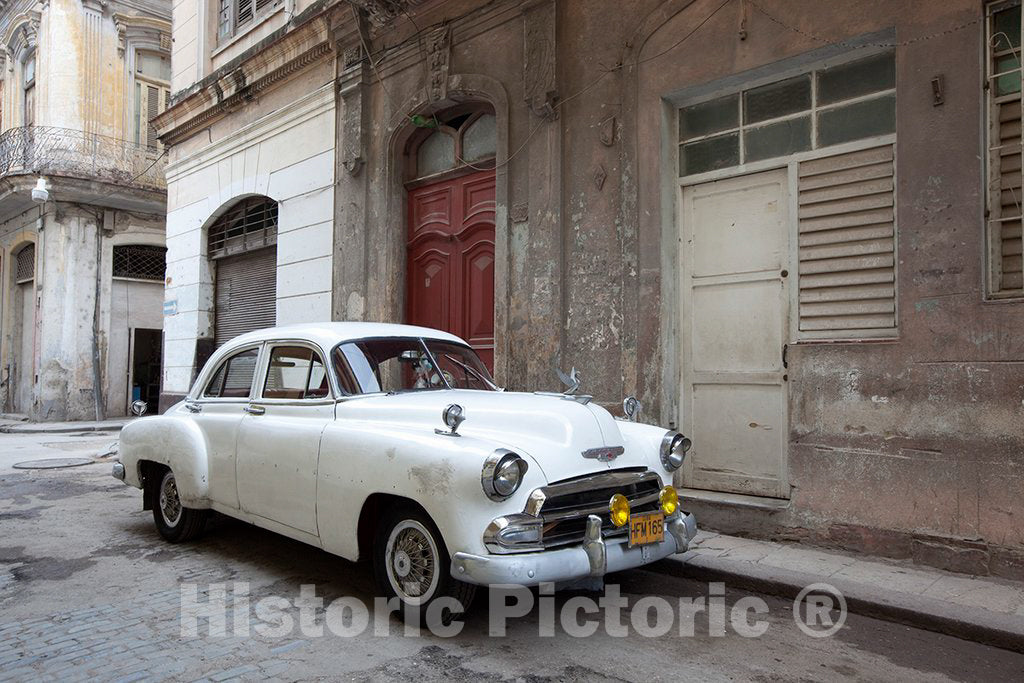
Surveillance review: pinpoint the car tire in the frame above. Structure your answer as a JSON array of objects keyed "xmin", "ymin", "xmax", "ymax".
[
  {"xmin": 373, "ymin": 506, "xmax": 476, "ymax": 627},
  {"xmin": 152, "ymin": 468, "xmax": 207, "ymax": 543}
]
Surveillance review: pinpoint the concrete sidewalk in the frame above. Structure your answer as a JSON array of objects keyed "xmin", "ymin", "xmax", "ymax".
[
  {"xmin": 654, "ymin": 530, "xmax": 1024, "ymax": 653},
  {"xmin": 0, "ymin": 417, "xmax": 132, "ymax": 434}
]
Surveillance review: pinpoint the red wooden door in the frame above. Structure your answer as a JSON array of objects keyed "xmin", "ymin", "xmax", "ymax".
[{"xmin": 407, "ymin": 169, "xmax": 496, "ymax": 371}]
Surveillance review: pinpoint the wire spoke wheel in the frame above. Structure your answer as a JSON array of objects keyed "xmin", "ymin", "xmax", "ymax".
[
  {"xmin": 385, "ymin": 520, "xmax": 440, "ymax": 606},
  {"xmin": 159, "ymin": 472, "xmax": 182, "ymax": 527}
]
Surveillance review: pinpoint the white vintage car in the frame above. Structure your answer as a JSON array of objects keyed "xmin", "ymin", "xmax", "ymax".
[{"xmin": 113, "ymin": 322, "xmax": 697, "ymax": 621}]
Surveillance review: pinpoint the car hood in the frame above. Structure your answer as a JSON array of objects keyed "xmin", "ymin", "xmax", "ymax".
[{"xmin": 335, "ymin": 389, "xmax": 651, "ymax": 483}]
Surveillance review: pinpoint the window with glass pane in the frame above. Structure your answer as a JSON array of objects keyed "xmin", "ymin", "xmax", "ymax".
[
  {"xmin": 462, "ymin": 114, "xmax": 496, "ymax": 161},
  {"xmin": 203, "ymin": 348, "xmax": 259, "ymax": 398},
  {"xmin": 417, "ymin": 131, "xmax": 455, "ymax": 176},
  {"xmin": 992, "ymin": 3, "xmax": 1023, "ymax": 96},
  {"xmin": 679, "ymin": 94, "xmax": 739, "ymax": 140},
  {"xmin": 817, "ymin": 52, "xmax": 896, "ymax": 105},
  {"xmin": 263, "ymin": 346, "xmax": 329, "ymax": 400},
  {"xmin": 680, "ymin": 133, "xmax": 740, "ymax": 175},
  {"xmin": 678, "ymin": 51, "xmax": 896, "ymax": 176},
  {"xmin": 817, "ymin": 94, "xmax": 895, "ymax": 148},
  {"xmin": 745, "ymin": 116, "xmax": 811, "ymax": 162},
  {"xmin": 743, "ymin": 75, "xmax": 811, "ymax": 124}
]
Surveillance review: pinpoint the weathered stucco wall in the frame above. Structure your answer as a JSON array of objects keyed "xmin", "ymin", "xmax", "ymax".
[
  {"xmin": 619, "ymin": 0, "xmax": 1024, "ymax": 574},
  {"xmin": 337, "ymin": 0, "xmax": 1024, "ymax": 575},
  {"xmin": 162, "ymin": 64, "xmax": 336, "ymax": 404},
  {"xmin": 160, "ymin": 0, "xmax": 1023, "ymax": 576},
  {"xmin": 0, "ymin": 0, "xmax": 170, "ymax": 420}
]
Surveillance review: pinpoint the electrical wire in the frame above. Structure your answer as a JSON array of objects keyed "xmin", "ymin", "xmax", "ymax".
[{"xmin": 746, "ymin": 0, "xmax": 982, "ymax": 49}]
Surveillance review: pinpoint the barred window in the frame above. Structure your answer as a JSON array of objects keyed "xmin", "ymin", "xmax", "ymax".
[
  {"xmin": 986, "ymin": 0, "xmax": 1024, "ymax": 297},
  {"xmin": 15, "ymin": 243, "xmax": 34, "ymax": 283},
  {"xmin": 208, "ymin": 196, "xmax": 278, "ymax": 260},
  {"xmin": 112, "ymin": 245, "xmax": 167, "ymax": 281}
]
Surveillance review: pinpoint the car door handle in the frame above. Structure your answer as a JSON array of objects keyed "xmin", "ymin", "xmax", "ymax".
[
  {"xmin": 185, "ymin": 402, "xmax": 202, "ymax": 413},
  {"xmin": 244, "ymin": 405, "xmax": 266, "ymax": 415}
]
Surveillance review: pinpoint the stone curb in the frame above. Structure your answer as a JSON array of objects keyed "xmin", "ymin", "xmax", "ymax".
[
  {"xmin": 0, "ymin": 423, "xmax": 126, "ymax": 434},
  {"xmin": 652, "ymin": 553, "xmax": 1024, "ymax": 654}
]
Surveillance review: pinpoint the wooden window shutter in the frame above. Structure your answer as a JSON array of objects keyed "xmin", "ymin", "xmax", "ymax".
[
  {"xmin": 992, "ymin": 99, "xmax": 1024, "ymax": 292},
  {"xmin": 237, "ymin": 0, "xmax": 254, "ymax": 27},
  {"xmin": 145, "ymin": 85, "xmax": 160, "ymax": 149},
  {"xmin": 796, "ymin": 144, "xmax": 897, "ymax": 335}
]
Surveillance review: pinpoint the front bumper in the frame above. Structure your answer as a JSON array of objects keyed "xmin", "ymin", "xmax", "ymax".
[{"xmin": 451, "ymin": 511, "xmax": 697, "ymax": 587}]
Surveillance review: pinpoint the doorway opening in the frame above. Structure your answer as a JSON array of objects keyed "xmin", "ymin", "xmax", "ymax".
[
  {"xmin": 130, "ymin": 328, "xmax": 162, "ymax": 414},
  {"xmin": 404, "ymin": 107, "xmax": 497, "ymax": 371}
]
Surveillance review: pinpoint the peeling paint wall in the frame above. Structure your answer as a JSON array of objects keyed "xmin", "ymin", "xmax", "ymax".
[
  {"xmin": 160, "ymin": 0, "xmax": 1024, "ymax": 575},
  {"xmin": 0, "ymin": 0, "xmax": 171, "ymax": 420},
  {"xmin": 332, "ymin": 0, "xmax": 1024, "ymax": 573}
]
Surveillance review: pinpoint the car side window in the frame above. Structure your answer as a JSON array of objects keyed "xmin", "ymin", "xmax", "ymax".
[
  {"xmin": 203, "ymin": 348, "xmax": 259, "ymax": 399},
  {"xmin": 262, "ymin": 346, "xmax": 330, "ymax": 400}
]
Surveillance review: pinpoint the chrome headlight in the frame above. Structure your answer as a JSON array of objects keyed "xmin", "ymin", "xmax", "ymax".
[
  {"xmin": 660, "ymin": 430, "xmax": 692, "ymax": 471},
  {"xmin": 481, "ymin": 449, "xmax": 529, "ymax": 501}
]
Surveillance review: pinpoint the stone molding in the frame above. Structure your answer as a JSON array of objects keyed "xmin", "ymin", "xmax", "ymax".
[
  {"xmin": 521, "ymin": 0, "xmax": 556, "ymax": 120},
  {"xmin": 153, "ymin": 13, "xmax": 333, "ymax": 146}
]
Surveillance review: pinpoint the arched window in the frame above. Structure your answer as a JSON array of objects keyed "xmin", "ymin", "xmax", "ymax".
[
  {"xmin": 411, "ymin": 109, "xmax": 496, "ymax": 181},
  {"xmin": 208, "ymin": 196, "xmax": 278, "ymax": 259},
  {"xmin": 15, "ymin": 243, "xmax": 34, "ymax": 283},
  {"xmin": 112, "ymin": 245, "xmax": 167, "ymax": 281}
]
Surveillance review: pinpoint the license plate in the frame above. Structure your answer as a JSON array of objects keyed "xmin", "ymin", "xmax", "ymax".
[{"xmin": 628, "ymin": 511, "xmax": 664, "ymax": 547}]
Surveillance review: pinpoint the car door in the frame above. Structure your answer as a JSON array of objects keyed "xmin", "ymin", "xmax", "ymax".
[
  {"xmin": 234, "ymin": 342, "xmax": 333, "ymax": 537},
  {"xmin": 186, "ymin": 344, "xmax": 262, "ymax": 510}
]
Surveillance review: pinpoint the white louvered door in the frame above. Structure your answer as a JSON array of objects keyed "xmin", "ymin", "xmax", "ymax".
[{"xmin": 681, "ymin": 169, "xmax": 790, "ymax": 499}]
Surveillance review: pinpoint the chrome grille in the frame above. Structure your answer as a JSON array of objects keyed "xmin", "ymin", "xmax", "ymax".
[{"xmin": 527, "ymin": 469, "xmax": 663, "ymax": 549}]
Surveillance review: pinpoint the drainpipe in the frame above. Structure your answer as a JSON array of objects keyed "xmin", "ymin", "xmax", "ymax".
[{"xmin": 91, "ymin": 211, "xmax": 110, "ymax": 421}]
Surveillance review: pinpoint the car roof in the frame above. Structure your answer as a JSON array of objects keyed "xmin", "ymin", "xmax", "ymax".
[{"xmin": 223, "ymin": 321, "xmax": 468, "ymax": 351}]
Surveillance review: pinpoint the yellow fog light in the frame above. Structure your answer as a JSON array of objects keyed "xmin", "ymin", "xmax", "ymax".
[
  {"xmin": 609, "ymin": 493, "xmax": 630, "ymax": 527},
  {"xmin": 659, "ymin": 486, "xmax": 679, "ymax": 516}
]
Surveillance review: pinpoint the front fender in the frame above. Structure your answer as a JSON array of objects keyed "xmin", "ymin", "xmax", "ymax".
[
  {"xmin": 118, "ymin": 415, "xmax": 211, "ymax": 508},
  {"xmin": 617, "ymin": 419, "xmax": 682, "ymax": 483},
  {"xmin": 316, "ymin": 423, "xmax": 545, "ymax": 561}
]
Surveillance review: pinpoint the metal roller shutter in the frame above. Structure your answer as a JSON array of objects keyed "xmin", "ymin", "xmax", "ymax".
[{"xmin": 215, "ymin": 247, "xmax": 276, "ymax": 346}]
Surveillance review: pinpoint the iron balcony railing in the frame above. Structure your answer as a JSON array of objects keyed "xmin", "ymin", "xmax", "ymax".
[{"xmin": 0, "ymin": 125, "xmax": 166, "ymax": 190}]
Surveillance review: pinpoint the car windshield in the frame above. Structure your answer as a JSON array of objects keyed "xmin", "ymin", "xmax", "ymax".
[{"xmin": 332, "ymin": 338, "xmax": 497, "ymax": 395}]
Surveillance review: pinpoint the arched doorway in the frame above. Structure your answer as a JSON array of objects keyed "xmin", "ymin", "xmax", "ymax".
[
  {"xmin": 208, "ymin": 196, "xmax": 278, "ymax": 346},
  {"xmin": 405, "ymin": 108, "xmax": 496, "ymax": 370}
]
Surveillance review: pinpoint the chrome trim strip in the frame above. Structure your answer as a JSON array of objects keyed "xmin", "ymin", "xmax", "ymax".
[
  {"xmin": 525, "ymin": 470, "xmax": 662, "ymax": 517},
  {"xmin": 539, "ymin": 490, "xmax": 660, "ymax": 523}
]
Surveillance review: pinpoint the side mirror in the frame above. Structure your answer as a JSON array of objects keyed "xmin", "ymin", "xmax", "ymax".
[{"xmin": 130, "ymin": 400, "xmax": 148, "ymax": 417}]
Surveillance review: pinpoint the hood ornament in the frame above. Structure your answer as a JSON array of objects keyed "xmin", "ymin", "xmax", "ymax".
[
  {"xmin": 534, "ymin": 366, "xmax": 593, "ymax": 404},
  {"xmin": 556, "ymin": 367, "xmax": 582, "ymax": 395}
]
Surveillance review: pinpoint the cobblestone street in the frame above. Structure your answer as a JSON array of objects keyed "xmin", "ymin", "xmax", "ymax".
[{"xmin": 0, "ymin": 431, "xmax": 1022, "ymax": 681}]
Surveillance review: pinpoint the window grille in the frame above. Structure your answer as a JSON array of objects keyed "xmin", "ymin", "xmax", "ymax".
[
  {"xmin": 112, "ymin": 244, "xmax": 167, "ymax": 281},
  {"xmin": 15, "ymin": 244, "xmax": 34, "ymax": 283},
  {"xmin": 208, "ymin": 196, "xmax": 278, "ymax": 260}
]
